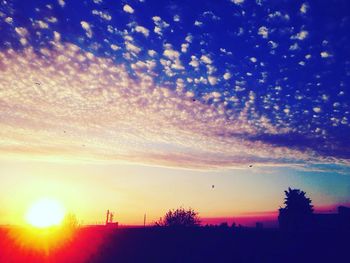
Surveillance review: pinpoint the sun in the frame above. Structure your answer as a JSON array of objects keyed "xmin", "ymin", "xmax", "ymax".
[{"xmin": 25, "ymin": 198, "xmax": 65, "ymax": 228}]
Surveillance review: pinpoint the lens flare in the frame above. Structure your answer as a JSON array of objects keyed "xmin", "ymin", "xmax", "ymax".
[{"xmin": 25, "ymin": 198, "xmax": 65, "ymax": 228}]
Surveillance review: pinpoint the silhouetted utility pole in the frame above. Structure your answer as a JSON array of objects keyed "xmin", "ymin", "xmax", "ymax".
[
  {"xmin": 144, "ymin": 213, "xmax": 146, "ymax": 227},
  {"xmin": 106, "ymin": 210, "xmax": 110, "ymax": 225}
]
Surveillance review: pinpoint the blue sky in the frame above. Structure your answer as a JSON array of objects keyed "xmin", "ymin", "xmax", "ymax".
[{"xmin": 0, "ymin": 0, "xmax": 349, "ymax": 224}]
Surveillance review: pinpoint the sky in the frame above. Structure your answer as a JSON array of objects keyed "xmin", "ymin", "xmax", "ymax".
[{"xmin": 0, "ymin": 0, "xmax": 349, "ymax": 226}]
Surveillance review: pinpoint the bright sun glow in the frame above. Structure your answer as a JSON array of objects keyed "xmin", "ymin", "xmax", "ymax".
[{"xmin": 25, "ymin": 198, "xmax": 65, "ymax": 228}]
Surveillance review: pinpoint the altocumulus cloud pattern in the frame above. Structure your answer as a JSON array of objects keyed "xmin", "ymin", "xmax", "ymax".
[{"xmin": 0, "ymin": 0, "xmax": 349, "ymax": 169}]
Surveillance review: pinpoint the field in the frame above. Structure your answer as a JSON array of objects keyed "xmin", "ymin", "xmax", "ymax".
[{"xmin": 0, "ymin": 226, "xmax": 348, "ymax": 263}]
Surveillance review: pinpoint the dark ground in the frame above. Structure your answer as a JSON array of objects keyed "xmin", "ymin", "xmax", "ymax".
[
  {"xmin": 0, "ymin": 226, "xmax": 348, "ymax": 263},
  {"xmin": 89, "ymin": 227, "xmax": 349, "ymax": 263}
]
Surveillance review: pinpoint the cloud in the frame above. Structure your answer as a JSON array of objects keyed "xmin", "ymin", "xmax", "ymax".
[
  {"xmin": 163, "ymin": 45, "xmax": 180, "ymax": 60},
  {"xmin": 313, "ymin": 107, "xmax": 322, "ymax": 113},
  {"xmin": 291, "ymin": 30, "xmax": 309, "ymax": 41},
  {"xmin": 125, "ymin": 41, "xmax": 141, "ymax": 54},
  {"xmin": 194, "ymin": 20, "xmax": 203, "ymax": 27},
  {"xmin": 223, "ymin": 72, "xmax": 232, "ymax": 80},
  {"xmin": 5, "ymin": 17, "xmax": 13, "ymax": 24},
  {"xmin": 250, "ymin": 57, "xmax": 257, "ymax": 63},
  {"xmin": 0, "ymin": 43, "xmax": 348, "ymax": 170},
  {"xmin": 123, "ymin": 4, "xmax": 134, "ymax": 14},
  {"xmin": 208, "ymin": 76, "xmax": 218, "ymax": 85},
  {"xmin": 320, "ymin": 51, "xmax": 331, "ymax": 58},
  {"xmin": 57, "ymin": 0, "xmax": 65, "ymax": 8},
  {"xmin": 258, "ymin": 26, "xmax": 269, "ymax": 39},
  {"xmin": 300, "ymin": 3, "xmax": 309, "ymax": 14},
  {"xmin": 289, "ymin": 43, "xmax": 299, "ymax": 51},
  {"xmin": 189, "ymin": 56, "xmax": 200, "ymax": 68},
  {"xmin": 15, "ymin": 27, "xmax": 28, "ymax": 37},
  {"xmin": 152, "ymin": 16, "xmax": 169, "ymax": 36},
  {"xmin": 148, "ymin": 50, "xmax": 157, "ymax": 57},
  {"xmin": 135, "ymin": 25, "xmax": 150, "ymax": 37},
  {"xmin": 231, "ymin": 0, "xmax": 244, "ymax": 5},
  {"xmin": 185, "ymin": 34, "xmax": 193, "ymax": 43},
  {"xmin": 110, "ymin": 44, "xmax": 121, "ymax": 51},
  {"xmin": 14, "ymin": 27, "xmax": 29, "ymax": 46},
  {"xmin": 1, "ymin": 0, "xmax": 349, "ymax": 171},
  {"xmin": 80, "ymin": 21, "xmax": 93, "ymax": 38},
  {"xmin": 35, "ymin": 20, "xmax": 49, "ymax": 29},
  {"xmin": 181, "ymin": 43, "xmax": 189, "ymax": 53},
  {"xmin": 268, "ymin": 41, "xmax": 278, "ymax": 49},
  {"xmin": 163, "ymin": 44, "xmax": 184, "ymax": 70},
  {"xmin": 200, "ymin": 54, "xmax": 212, "ymax": 64},
  {"xmin": 173, "ymin": 15, "xmax": 180, "ymax": 22},
  {"xmin": 92, "ymin": 10, "xmax": 112, "ymax": 21}
]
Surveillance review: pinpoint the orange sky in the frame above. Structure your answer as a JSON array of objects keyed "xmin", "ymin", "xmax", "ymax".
[{"xmin": 1, "ymin": 158, "xmax": 348, "ymax": 226}]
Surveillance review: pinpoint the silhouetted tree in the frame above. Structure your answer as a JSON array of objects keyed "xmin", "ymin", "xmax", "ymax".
[
  {"xmin": 62, "ymin": 213, "xmax": 79, "ymax": 230},
  {"xmin": 278, "ymin": 188, "xmax": 314, "ymax": 231},
  {"xmin": 156, "ymin": 207, "xmax": 200, "ymax": 227},
  {"xmin": 219, "ymin": 222, "xmax": 229, "ymax": 228}
]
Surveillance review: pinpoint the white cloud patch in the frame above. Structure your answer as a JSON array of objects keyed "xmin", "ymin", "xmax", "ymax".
[
  {"xmin": 185, "ymin": 34, "xmax": 193, "ymax": 43},
  {"xmin": 110, "ymin": 44, "xmax": 121, "ymax": 51},
  {"xmin": 15, "ymin": 27, "xmax": 28, "ymax": 37},
  {"xmin": 14, "ymin": 27, "xmax": 29, "ymax": 45},
  {"xmin": 208, "ymin": 76, "xmax": 218, "ymax": 85},
  {"xmin": 57, "ymin": 0, "xmax": 65, "ymax": 7},
  {"xmin": 289, "ymin": 43, "xmax": 299, "ymax": 51},
  {"xmin": 268, "ymin": 11, "xmax": 290, "ymax": 21},
  {"xmin": 268, "ymin": 41, "xmax": 278, "ymax": 49},
  {"xmin": 300, "ymin": 3, "xmax": 309, "ymax": 14},
  {"xmin": 292, "ymin": 30, "xmax": 309, "ymax": 40},
  {"xmin": 189, "ymin": 55, "xmax": 200, "ymax": 68},
  {"xmin": 5, "ymin": 17, "xmax": 13, "ymax": 24},
  {"xmin": 320, "ymin": 51, "xmax": 331, "ymax": 58},
  {"xmin": 231, "ymin": 0, "xmax": 245, "ymax": 4},
  {"xmin": 152, "ymin": 16, "xmax": 169, "ymax": 36},
  {"xmin": 163, "ymin": 48, "xmax": 180, "ymax": 60},
  {"xmin": 163, "ymin": 44, "xmax": 184, "ymax": 70},
  {"xmin": 250, "ymin": 57, "xmax": 257, "ymax": 63},
  {"xmin": 81, "ymin": 21, "xmax": 93, "ymax": 38},
  {"xmin": 123, "ymin": 4, "xmax": 134, "ymax": 14},
  {"xmin": 53, "ymin": 31, "xmax": 61, "ymax": 42},
  {"xmin": 181, "ymin": 43, "xmax": 189, "ymax": 53},
  {"xmin": 313, "ymin": 107, "xmax": 322, "ymax": 113},
  {"xmin": 135, "ymin": 25, "xmax": 150, "ymax": 37},
  {"xmin": 200, "ymin": 54, "xmax": 212, "ymax": 64},
  {"xmin": 148, "ymin": 50, "xmax": 157, "ymax": 57},
  {"xmin": 125, "ymin": 41, "xmax": 141, "ymax": 54},
  {"xmin": 258, "ymin": 26, "xmax": 268, "ymax": 39},
  {"xmin": 92, "ymin": 10, "xmax": 112, "ymax": 21},
  {"xmin": 223, "ymin": 72, "xmax": 232, "ymax": 80},
  {"xmin": 35, "ymin": 20, "xmax": 49, "ymax": 29},
  {"xmin": 173, "ymin": 15, "xmax": 180, "ymax": 22},
  {"xmin": 194, "ymin": 20, "xmax": 203, "ymax": 27}
]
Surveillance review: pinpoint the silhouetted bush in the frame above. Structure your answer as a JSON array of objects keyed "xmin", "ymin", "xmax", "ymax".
[{"xmin": 155, "ymin": 207, "xmax": 200, "ymax": 227}]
